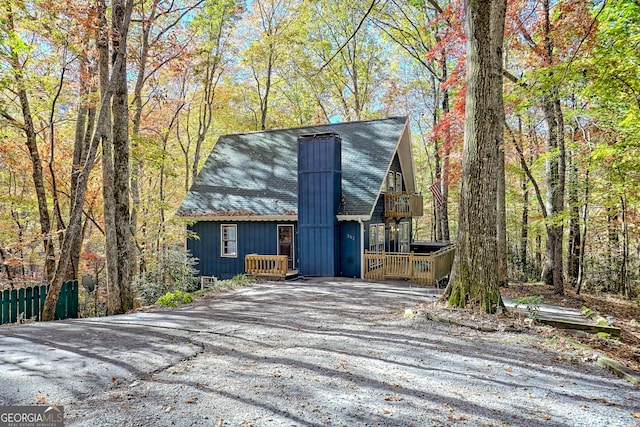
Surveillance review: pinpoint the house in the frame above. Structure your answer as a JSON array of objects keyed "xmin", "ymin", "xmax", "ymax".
[{"xmin": 176, "ymin": 116, "xmax": 424, "ymax": 280}]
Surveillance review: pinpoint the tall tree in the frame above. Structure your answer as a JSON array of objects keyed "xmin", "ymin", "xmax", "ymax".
[
  {"xmin": 444, "ymin": 0, "xmax": 506, "ymax": 312},
  {"xmin": 372, "ymin": 0, "xmax": 465, "ymax": 242},
  {"xmin": 109, "ymin": 0, "xmax": 133, "ymax": 313},
  {"xmin": 42, "ymin": 0, "xmax": 135, "ymax": 320},
  {"xmin": 1, "ymin": 5, "xmax": 57, "ymax": 282},
  {"xmin": 505, "ymin": 0, "xmax": 596, "ymax": 294}
]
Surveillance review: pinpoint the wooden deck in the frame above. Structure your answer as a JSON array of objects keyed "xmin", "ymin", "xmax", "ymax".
[
  {"xmin": 363, "ymin": 246, "xmax": 455, "ymax": 286},
  {"xmin": 245, "ymin": 254, "xmax": 298, "ymax": 280}
]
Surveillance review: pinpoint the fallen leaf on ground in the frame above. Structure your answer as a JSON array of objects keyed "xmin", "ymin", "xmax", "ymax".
[
  {"xmin": 631, "ymin": 412, "xmax": 640, "ymax": 418},
  {"xmin": 185, "ymin": 397, "xmax": 197, "ymax": 403},
  {"xmin": 384, "ymin": 395, "xmax": 403, "ymax": 401}
]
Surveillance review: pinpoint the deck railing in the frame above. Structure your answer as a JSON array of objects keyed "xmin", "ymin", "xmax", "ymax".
[
  {"xmin": 364, "ymin": 245, "xmax": 455, "ymax": 286},
  {"xmin": 384, "ymin": 193, "xmax": 424, "ymax": 218},
  {"xmin": 245, "ymin": 254, "xmax": 288, "ymax": 277}
]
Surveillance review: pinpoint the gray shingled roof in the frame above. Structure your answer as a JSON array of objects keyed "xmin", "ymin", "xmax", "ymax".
[{"xmin": 177, "ymin": 116, "xmax": 408, "ymax": 218}]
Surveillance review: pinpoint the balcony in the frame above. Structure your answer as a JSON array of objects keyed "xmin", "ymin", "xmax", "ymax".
[{"xmin": 384, "ymin": 193, "xmax": 424, "ymax": 218}]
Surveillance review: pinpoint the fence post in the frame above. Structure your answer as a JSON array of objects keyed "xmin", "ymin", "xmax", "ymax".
[
  {"xmin": 409, "ymin": 252, "xmax": 414, "ymax": 279},
  {"xmin": 9, "ymin": 289, "xmax": 17, "ymax": 323},
  {"xmin": 428, "ymin": 254, "xmax": 435, "ymax": 286},
  {"xmin": 70, "ymin": 280, "xmax": 79, "ymax": 318},
  {"xmin": 382, "ymin": 251, "xmax": 387, "ymax": 277},
  {"xmin": 25, "ymin": 286, "xmax": 33, "ymax": 320},
  {"xmin": 39, "ymin": 284, "xmax": 47, "ymax": 320},
  {"xmin": 55, "ymin": 282, "xmax": 66, "ymax": 320},
  {"xmin": 18, "ymin": 288, "xmax": 25, "ymax": 322},
  {"xmin": 1, "ymin": 290, "xmax": 8, "ymax": 324}
]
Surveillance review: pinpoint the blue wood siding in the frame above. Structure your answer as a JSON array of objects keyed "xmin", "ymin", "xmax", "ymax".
[
  {"xmin": 188, "ymin": 221, "xmax": 296, "ymax": 280},
  {"xmin": 297, "ymin": 134, "xmax": 341, "ymax": 276}
]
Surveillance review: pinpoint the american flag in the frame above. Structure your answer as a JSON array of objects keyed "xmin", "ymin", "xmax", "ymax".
[{"xmin": 429, "ymin": 183, "xmax": 444, "ymax": 207}]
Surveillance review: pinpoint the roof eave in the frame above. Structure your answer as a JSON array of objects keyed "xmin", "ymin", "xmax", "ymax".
[{"xmin": 178, "ymin": 214, "xmax": 298, "ymax": 222}]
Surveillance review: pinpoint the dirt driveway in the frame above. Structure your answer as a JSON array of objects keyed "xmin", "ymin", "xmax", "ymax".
[{"xmin": 2, "ymin": 278, "xmax": 639, "ymax": 426}]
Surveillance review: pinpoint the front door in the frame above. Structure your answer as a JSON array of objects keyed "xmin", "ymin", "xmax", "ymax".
[
  {"xmin": 278, "ymin": 225, "xmax": 294, "ymax": 270},
  {"xmin": 340, "ymin": 222, "xmax": 360, "ymax": 278}
]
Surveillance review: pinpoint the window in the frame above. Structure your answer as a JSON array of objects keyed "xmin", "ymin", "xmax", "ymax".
[
  {"xmin": 399, "ymin": 222, "xmax": 409, "ymax": 253},
  {"xmin": 369, "ymin": 223, "xmax": 386, "ymax": 270},
  {"xmin": 396, "ymin": 172, "xmax": 403, "ymax": 193},
  {"xmin": 369, "ymin": 223, "xmax": 386, "ymax": 253},
  {"xmin": 387, "ymin": 172, "xmax": 395, "ymax": 193},
  {"xmin": 377, "ymin": 224, "xmax": 385, "ymax": 252},
  {"xmin": 221, "ymin": 224, "xmax": 237, "ymax": 257},
  {"xmin": 369, "ymin": 225, "xmax": 378, "ymax": 252}
]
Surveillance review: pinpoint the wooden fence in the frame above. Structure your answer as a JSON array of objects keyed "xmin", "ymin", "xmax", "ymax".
[
  {"xmin": 245, "ymin": 254, "xmax": 288, "ymax": 277},
  {"xmin": 0, "ymin": 281, "xmax": 79, "ymax": 325},
  {"xmin": 364, "ymin": 245, "xmax": 455, "ymax": 286}
]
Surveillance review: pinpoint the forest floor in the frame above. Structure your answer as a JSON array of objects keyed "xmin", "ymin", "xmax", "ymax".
[{"xmin": 424, "ymin": 282, "xmax": 640, "ymax": 376}]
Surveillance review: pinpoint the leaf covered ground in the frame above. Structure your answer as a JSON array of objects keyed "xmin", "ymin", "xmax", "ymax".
[{"xmin": 424, "ymin": 282, "xmax": 640, "ymax": 377}]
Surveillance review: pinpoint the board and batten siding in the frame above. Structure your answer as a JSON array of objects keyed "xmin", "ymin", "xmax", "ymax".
[
  {"xmin": 297, "ymin": 133, "xmax": 342, "ymax": 277},
  {"xmin": 188, "ymin": 221, "xmax": 297, "ymax": 280}
]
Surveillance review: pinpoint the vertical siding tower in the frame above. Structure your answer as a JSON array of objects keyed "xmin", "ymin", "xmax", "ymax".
[{"xmin": 297, "ymin": 133, "xmax": 342, "ymax": 276}]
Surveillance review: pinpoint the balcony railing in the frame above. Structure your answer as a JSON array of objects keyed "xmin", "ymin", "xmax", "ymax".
[
  {"xmin": 384, "ymin": 193, "xmax": 424, "ymax": 218},
  {"xmin": 364, "ymin": 245, "xmax": 455, "ymax": 286}
]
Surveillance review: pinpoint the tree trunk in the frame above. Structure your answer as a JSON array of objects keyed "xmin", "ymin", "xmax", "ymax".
[
  {"xmin": 575, "ymin": 167, "xmax": 589, "ymax": 295},
  {"xmin": 607, "ymin": 206, "xmax": 619, "ymax": 293},
  {"xmin": 439, "ymin": 64, "xmax": 451, "ymax": 242},
  {"xmin": 540, "ymin": 0, "xmax": 566, "ymax": 295},
  {"xmin": 620, "ymin": 195, "xmax": 630, "ymax": 298},
  {"xmin": 520, "ymin": 170, "xmax": 529, "ymax": 277},
  {"xmin": 542, "ymin": 91, "xmax": 565, "ymax": 295},
  {"xmin": 566, "ymin": 148, "xmax": 580, "ymax": 286},
  {"xmin": 69, "ymin": 59, "xmax": 97, "ymax": 280},
  {"xmin": 111, "ymin": 0, "xmax": 132, "ymax": 313},
  {"xmin": 129, "ymin": 0, "xmax": 160, "ymax": 282},
  {"xmin": 444, "ymin": 0, "xmax": 506, "ymax": 313},
  {"xmin": 96, "ymin": 0, "xmax": 120, "ymax": 315},
  {"xmin": 497, "ymin": 144, "xmax": 508, "ymax": 287}
]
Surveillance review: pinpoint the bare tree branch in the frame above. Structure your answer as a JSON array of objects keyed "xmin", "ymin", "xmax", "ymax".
[{"xmin": 313, "ymin": 0, "xmax": 378, "ymax": 76}]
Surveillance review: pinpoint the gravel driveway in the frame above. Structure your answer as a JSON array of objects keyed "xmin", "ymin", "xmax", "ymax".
[{"xmin": 3, "ymin": 278, "xmax": 639, "ymax": 426}]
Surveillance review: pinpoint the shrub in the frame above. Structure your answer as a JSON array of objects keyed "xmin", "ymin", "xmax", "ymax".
[
  {"xmin": 156, "ymin": 290, "xmax": 193, "ymax": 307},
  {"xmin": 134, "ymin": 248, "xmax": 199, "ymax": 304}
]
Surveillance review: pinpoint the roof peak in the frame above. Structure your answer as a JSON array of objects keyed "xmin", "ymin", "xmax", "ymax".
[{"xmin": 225, "ymin": 116, "xmax": 407, "ymax": 138}]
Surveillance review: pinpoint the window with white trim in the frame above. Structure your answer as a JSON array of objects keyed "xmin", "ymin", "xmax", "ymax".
[
  {"xmin": 369, "ymin": 223, "xmax": 386, "ymax": 253},
  {"xmin": 377, "ymin": 224, "xmax": 385, "ymax": 252},
  {"xmin": 396, "ymin": 172, "xmax": 403, "ymax": 192},
  {"xmin": 221, "ymin": 224, "xmax": 237, "ymax": 257},
  {"xmin": 369, "ymin": 224, "xmax": 378, "ymax": 252}
]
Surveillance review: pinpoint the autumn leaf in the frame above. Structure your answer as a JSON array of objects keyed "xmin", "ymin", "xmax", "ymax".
[
  {"xmin": 384, "ymin": 395, "xmax": 403, "ymax": 401},
  {"xmin": 185, "ymin": 397, "xmax": 197, "ymax": 403},
  {"xmin": 631, "ymin": 413, "xmax": 640, "ymax": 419}
]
